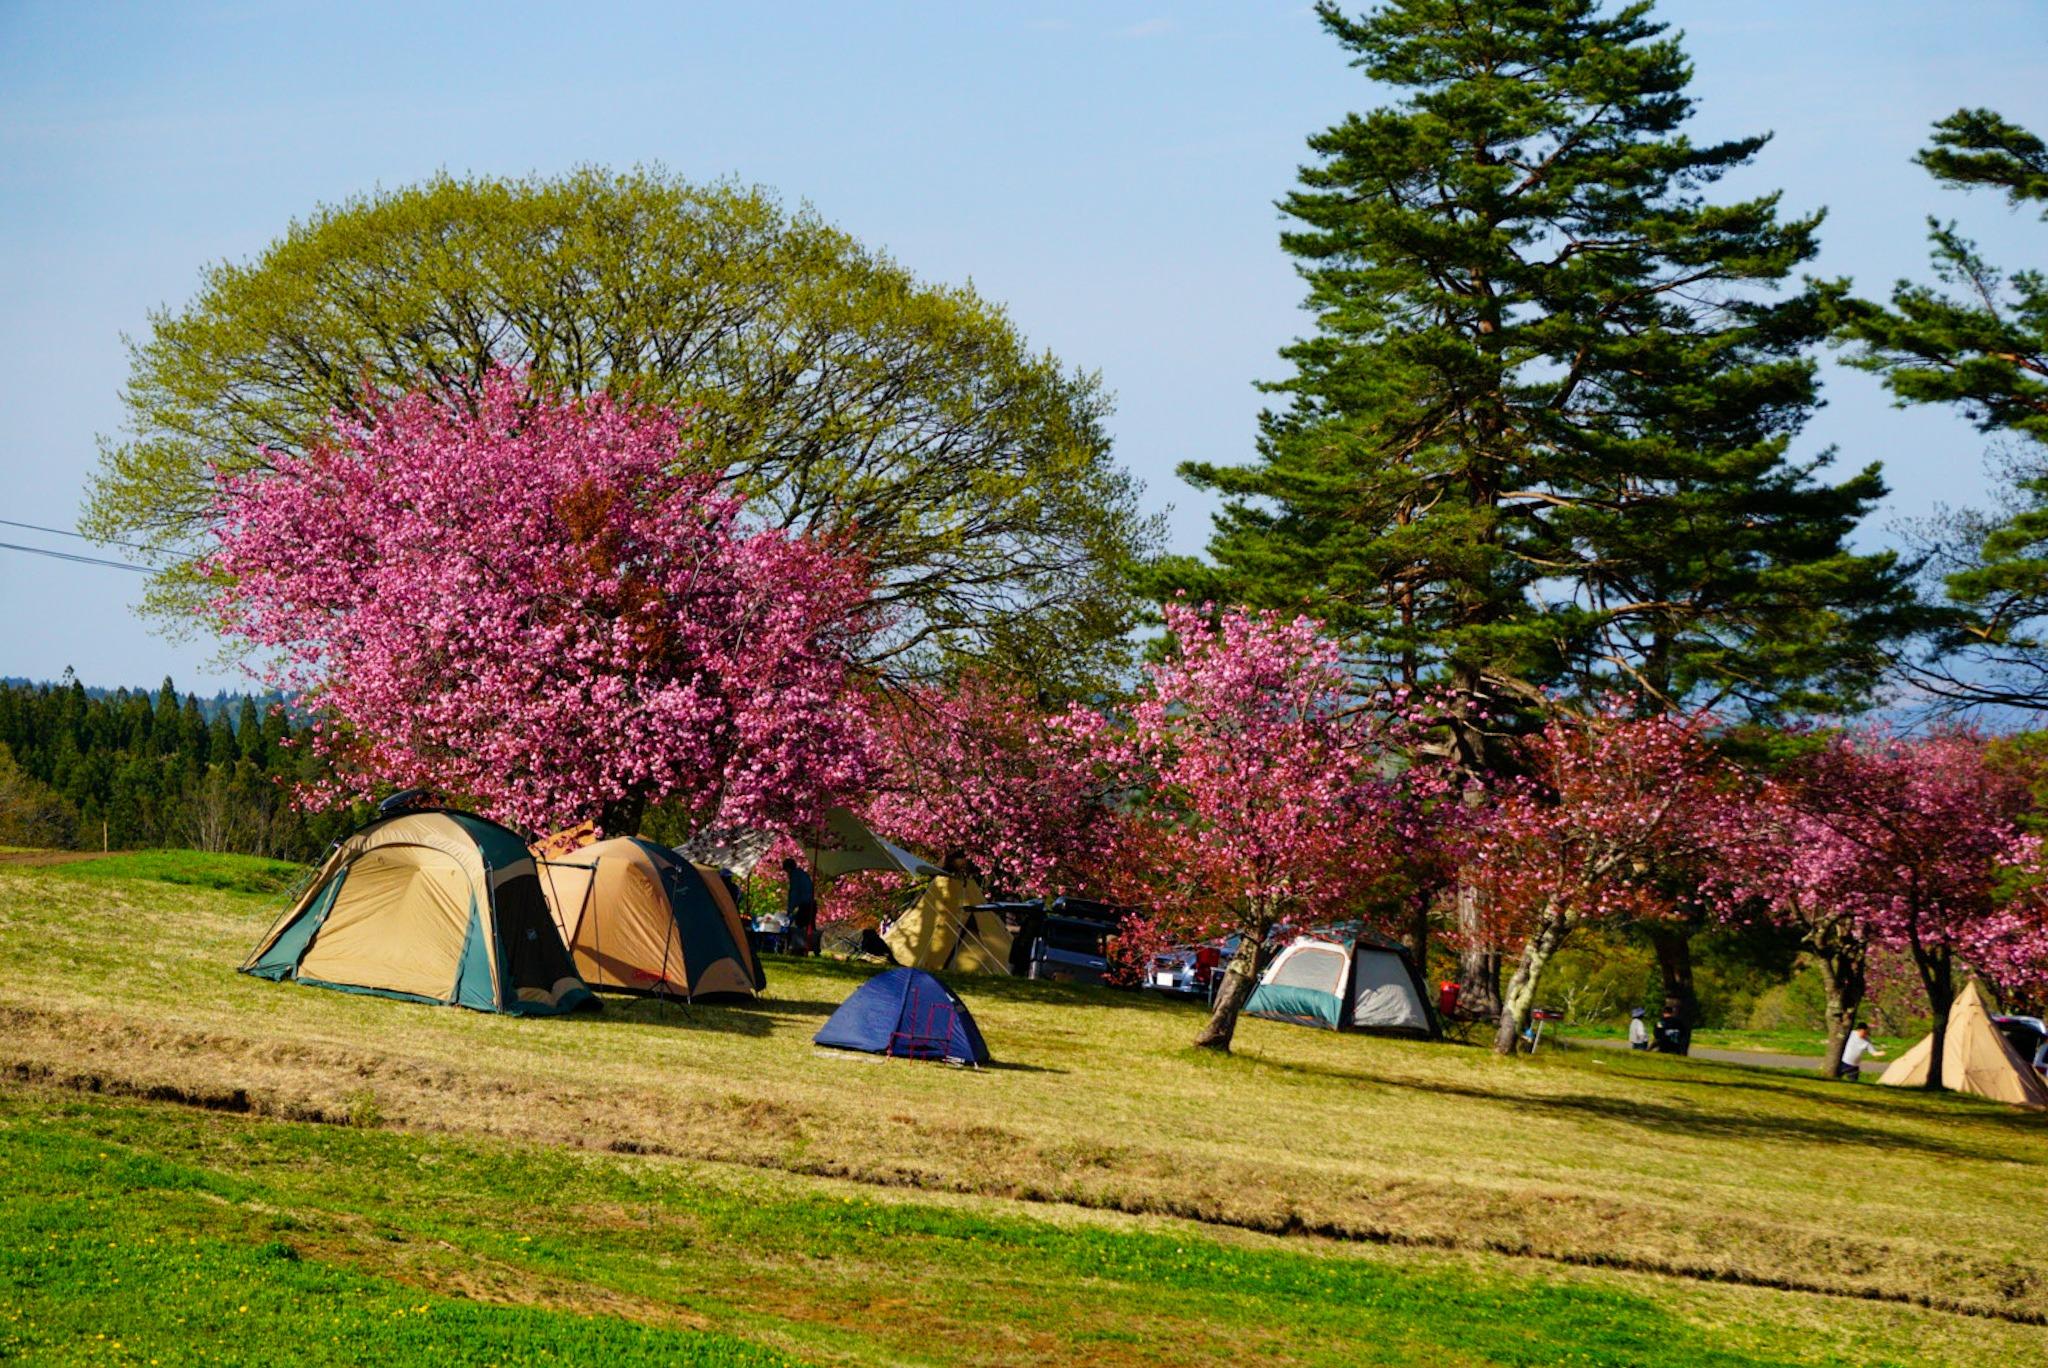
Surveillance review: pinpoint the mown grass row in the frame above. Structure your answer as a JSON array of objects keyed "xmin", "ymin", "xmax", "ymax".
[{"xmin": 0, "ymin": 1088, "xmax": 1971, "ymax": 1367}]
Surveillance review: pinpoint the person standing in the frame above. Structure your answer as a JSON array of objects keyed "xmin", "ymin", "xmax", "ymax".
[
  {"xmin": 783, "ymin": 857, "xmax": 818, "ymax": 957},
  {"xmin": 1628, "ymin": 1008, "xmax": 1650, "ymax": 1051},
  {"xmin": 1838, "ymin": 1024, "xmax": 1887, "ymax": 1081}
]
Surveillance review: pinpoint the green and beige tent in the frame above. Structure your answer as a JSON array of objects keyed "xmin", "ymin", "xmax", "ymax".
[
  {"xmin": 1245, "ymin": 933, "xmax": 1439, "ymax": 1038},
  {"xmin": 535, "ymin": 836, "xmax": 762, "ymax": 1000},
  {"xmin": 242, "ymin": 809, "xmax": 596, "ymax": 1016}
]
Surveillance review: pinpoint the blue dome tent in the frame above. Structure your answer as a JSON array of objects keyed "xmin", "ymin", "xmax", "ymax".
[{"xmin": 813, "ymin": 968, "xmax": 990, "ymax": 1065}]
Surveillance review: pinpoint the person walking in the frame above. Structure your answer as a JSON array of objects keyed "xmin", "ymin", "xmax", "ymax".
[
  {"xmin": 1628, "ymin": 1008, "xmax": 1651, "ymax": 1051},
  {"xmin": 1838, "ymin": 1023, "xmax": 1887, "ymax": 1081}
]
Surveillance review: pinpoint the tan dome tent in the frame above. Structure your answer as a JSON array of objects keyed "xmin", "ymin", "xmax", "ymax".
[
  {"xmin": 811, "ymin": 807, "xmax": 1013, "ymax": 975},
  {"xmin": 241, "ymin": 809, "xmax": 595, "ymax": 1016},
  {"xmin": 535, "ymin": 836, "xmax": 761, "ymax": 1000},
  {"xmin": 1879, "ymin": 979, "xmax": 2048, "ymax": 1108}
]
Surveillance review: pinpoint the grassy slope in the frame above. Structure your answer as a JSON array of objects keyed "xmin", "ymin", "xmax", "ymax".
[
  {"xmin": 2, "ymin": 856, "xmax": 2045, "ymax": 1366},
  {"xmin": 1565, "ymin": 1024, "xmax": 1842, "ymax": 1057}
]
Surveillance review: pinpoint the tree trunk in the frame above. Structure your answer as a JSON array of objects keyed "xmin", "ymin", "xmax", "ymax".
[
  {"xmin": 1914, "ymin": 944, "xmax": 1955, "ymax": 1092},
  {"xmin": 598, "ymin": 794, "xmax": 647, "ymax": 838},
  {"xmin": 1813, "ymin": 941, "xmax": 1866, "ymax": 1081},
  {"xmin": 1647, "ymin": 924, "xmax": 1697, "ymax": 1056},
  {"xmin": 1454, "ymin": 880, "xmax": 1502, "ymax": 1018},
  {"xmin": 1407, "ymin": 897, "xmax": 1430, "ymax": 982},
  {"xmin": 1193, "ymin": 932, "xmax": 1267, "ymax": 1053},
  {"xmin": 1493, "ymin": 913, "xmax": 1571, "ymax": 1055}
]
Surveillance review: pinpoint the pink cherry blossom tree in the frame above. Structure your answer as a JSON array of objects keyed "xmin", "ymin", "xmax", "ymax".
[
  {"xmin": 1065, "ymin": 602, "xmax": 1440, "ymax": 1053},
  {"xmin": 1462, "ymin": 707, "xmax": 1741, "ymax": 1056},
  {"xmin": 205, "ymin": 368, "xmax": 880, "ymax": 837},
  {"xmin": 1727, "ymin": 728, "xmax": 2048, "ymax": 1089},
  {"xmin": 863, "ymin": 672, "xmax": 1117, "ymax": 898},
  {"xmin": 1703, "ymin": 771, "xmax": 1879, "ymax": 1079}
]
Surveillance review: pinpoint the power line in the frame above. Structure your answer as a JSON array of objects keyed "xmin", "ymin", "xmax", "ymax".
[
  {"xmin": 0, "ymin": 540, "xmax": 153, "ymax": 574},
  {"xmin": 0, "ymin": 518, "xmax": 159, "ymax": 554}
]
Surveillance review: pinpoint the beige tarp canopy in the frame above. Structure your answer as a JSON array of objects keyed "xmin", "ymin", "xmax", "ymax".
[
  {"xmin": 1880, "ymin": 979, "xmax": 2048, "ymax": 1108},
  {"xmin": 812, "ymin": 807, "xmax": 944, "ymax": 880},
  {"xmin": 812, "ymin": 808, "xmax": 1011, "ymax": 975},
  {"xmin": 535, "ymin": 834, "xmax": 760, "ymax": 1000}
]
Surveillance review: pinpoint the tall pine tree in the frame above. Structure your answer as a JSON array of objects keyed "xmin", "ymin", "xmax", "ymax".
[
  {"xmin": 1175, "ymin": 0, "xmax": 1913, "ymax": 757},
  {"xmin": 1167, "ymin": 0, "xmax": 1917, "ymax": 1022},
  {"xmin": 1835, "ymin": 110, "xmax": 2048, "ymax": 712}
]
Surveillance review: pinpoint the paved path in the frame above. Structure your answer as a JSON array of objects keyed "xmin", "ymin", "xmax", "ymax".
[{"xmin": 1573, "ymin": 1034, "xmax": 1835, "ymax": 1073}]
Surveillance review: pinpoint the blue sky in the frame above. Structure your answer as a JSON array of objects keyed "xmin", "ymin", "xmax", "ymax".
[{"xmin": 1, "ymin": 0, "xmax": 2043, "ymax": 693}]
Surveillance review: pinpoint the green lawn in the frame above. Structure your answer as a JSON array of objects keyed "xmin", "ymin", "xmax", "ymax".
[
  {"xmin": 42, "ymin": 848, "xmax": 309, "ymax": 896},
  {"xmin": 2, "ymin": 853, "xmax": 2044, "ymax": 1365},
  {"xmin": 1562, "ymin": 1023, "xmax": 1843, "ymax": 1057}
]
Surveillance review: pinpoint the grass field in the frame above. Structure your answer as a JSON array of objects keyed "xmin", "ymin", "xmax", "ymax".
[
  {"xmin": 1563, "ymin": 1024, "xmax": 1843, "ymax": 1057},
  {"xmin": 3, "ymin": 852, "xmax": 2046, "ymax": 1365}
]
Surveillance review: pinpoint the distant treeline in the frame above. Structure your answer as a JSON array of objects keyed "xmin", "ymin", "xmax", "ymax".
[{"xmin": 0, "ymin": 675, "xmax": 353, "ymax": 860}]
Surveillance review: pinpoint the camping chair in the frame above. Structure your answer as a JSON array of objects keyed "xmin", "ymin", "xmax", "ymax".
[{"xmin": 891, "ymin": 1000, "xmax": 964, "ymax": 1063}]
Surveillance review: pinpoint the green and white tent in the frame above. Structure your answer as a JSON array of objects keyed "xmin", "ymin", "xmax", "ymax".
[
  {"xmin": 242, "ymin": 808, "xmax": 597, "ymax": 1016},
  {"xmin": 1245, "ymin": 933, "xmax": 1438, "ymax": 1038}
]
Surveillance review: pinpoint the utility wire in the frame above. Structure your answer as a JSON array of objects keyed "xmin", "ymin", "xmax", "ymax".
[
  {"xmin": 0, "ymin": 517, "xmax": 160, "ymax": 555},
  {"xmin": 0, "ymin": 540, "xmax": 153, "ymax": 573}
]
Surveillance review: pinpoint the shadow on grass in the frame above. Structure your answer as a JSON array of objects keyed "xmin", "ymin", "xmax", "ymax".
[
  {"xmin": 1237, "ymin": 1045, "xmax": 2041, "ymax": 1164},
  {"xmin": 981, "ymin": 1059, "xmax": 1067, "ymax": 1075},
  {"xmin": 1477, "ymin": 1084, "xmax": 2033, "ymax": 1163},
  {"xmin": 590, "ymin": 996, "xmax": 776, "ymax": 1038},
  {"xmin": 743, "ymin": 997, "xmax": 852, "ymax": 1021},
  {"xmin": 763, "ymin": 952, "xmax": 1205, "ymax": 1018},
  {"xmin": 1641, "ymin": 1065, "xmax": 2048, "ymax": 1142}
]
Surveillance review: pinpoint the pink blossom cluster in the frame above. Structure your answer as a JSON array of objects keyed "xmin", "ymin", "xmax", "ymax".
[
  {"xmin": 1061, "ymin": 601, "xmax": 1444, "ymax": 943},
  {"xmin": 1458, "ymin": 706, "xmax": 1740, "ymax": 944},
  {"xmin": 1712, "ymin": 728, "xmax": 2048, "ymax": 998},
  {"xmin": 205, "ymin": 369, "xmax": 880, "ymax": 836},
  {"xmin": 863, "ymin": 673, "xmax": 1118, "ymax": 898}
]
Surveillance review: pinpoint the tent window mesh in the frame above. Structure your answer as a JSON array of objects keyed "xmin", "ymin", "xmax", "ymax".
[{"xmin": 1269, "ymin": 946, "xmax": 1346, "ymax": 994}]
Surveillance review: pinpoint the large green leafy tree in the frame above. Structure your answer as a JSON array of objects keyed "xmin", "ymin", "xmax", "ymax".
[
  {"xmin": 1170, "ymin": 0, "xmax": 1912, "ymax": 757},
  {"xmin": 1835, "ymin": 110, "xmax": 2048, "ymax": 712},
  {"xmin": 84, "ymin": 169, "xmax": 1159, "ymax": 691}
]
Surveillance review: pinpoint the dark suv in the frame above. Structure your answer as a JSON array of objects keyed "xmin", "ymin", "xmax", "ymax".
[{"xmin": 1992, "ymin": 1013, "xmax": 2048, "ymax": 1075}]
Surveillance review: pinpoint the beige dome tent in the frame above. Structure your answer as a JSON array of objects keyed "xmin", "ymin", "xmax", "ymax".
[
  {"xmin": 242, "ymin": 809, "xmax": 595, "ymax": 1016},
  {"xmin": 882, "ymin": 873, "xmax": 1012, "ymax": 975},
  {"xmin": 535, "ymin": 836, "xmax": 761, "ymax": 1000},
  {"xmin": 1879, "ymin": 979, "xmax": 2048, "ymax": 1108}
]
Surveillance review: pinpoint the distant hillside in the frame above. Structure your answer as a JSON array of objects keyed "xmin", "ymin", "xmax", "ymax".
[
  {"xmin": 1, "ymin": 673, "xmax": 285, "ymax": 727},
  {"xmin": 0, "ymin": 674, "xmax": 351, "ymax": 858}
]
